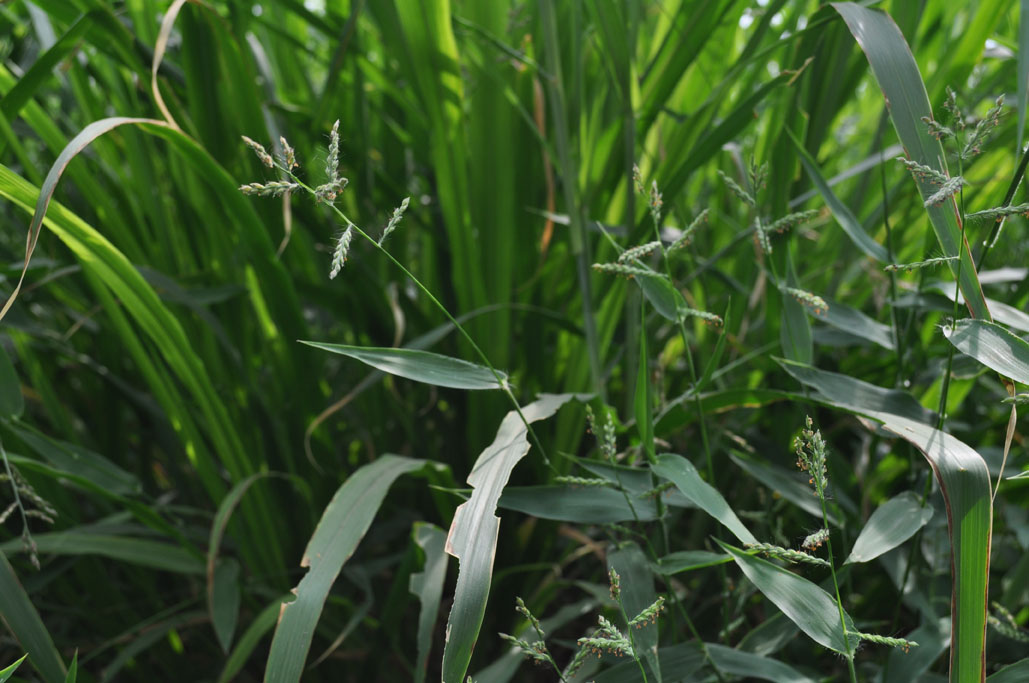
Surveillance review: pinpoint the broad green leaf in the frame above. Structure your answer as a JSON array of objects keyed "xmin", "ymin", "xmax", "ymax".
[
  {"xmin": 707, "ymin": 643, "xmax": 817, "ymax": 683},
  {"xmin": 864, "ymin": 411, "xmax": 991, "ymax": 683},
  {"xmin": 833, "ymin": 2, "xmax": 990, "ymax": 321},
  {"xmin": 299, "ymin": 342, "xmax": 507, "ymax": 390},
  {"xmin": 653, "ymin": 550, "xmax": 733, "ymax": 576},
  {"xmin": 0, "ymin": 655, "xmax": 26, "ymax": 683},
  {"xmin": 608, "ymin": 542, "xmax": 661, "ymax": 682},
  {"xmin": 652, "ymin": 453, "xmax": 758, "ymax": 544},
  {"xmin": 0, "ymin": 532, "xmax": 203, "ymax": 574},
  {"xmin": 0, "ymin": 552, "xmax": 65, "ymax": 683},
  {"xmin": 943, "ymin": 319, "xmax": 1029, "ymax": 385},
  {"xmin": 264, "ymin": 456, "xmax": 431, "ymax": 683},
  {"xmin": 637, "ymin": 275, "xmax": 682, "ymax": 322},
  {"xmin": 845, "ymin": 491, "xmax": 933, "ymax": 564},
  {"xmin": 718, "ymin": 540, "xmax": 858, "ymax": 655},
  {"xmin": 0, "ymin": 343, "xmax": 23, "ymax": 419},
  {"xmin": 779, "ymin": 253, "xmax": 813, "ymax": 364},
  {"xmin": 410, "ymin": 523, "xmax": 448, "ymax": 683},
  {"xmin": 442, "ymin": 393, "xmax": 583, "ymax": 683},
  {"xmin": 787, "ymin": 129, "xmax": 888, "ymax": 261},
  {"xmin": 777, "ymin": 358, "xmax": 934, "ymax": 424},
  {"xmin": 499, "ymin": 485, "xmax": 659, "ymax": 523}
]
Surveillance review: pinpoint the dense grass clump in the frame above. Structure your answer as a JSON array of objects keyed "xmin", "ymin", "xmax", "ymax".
[{"xmin": 1, "ymin": 2, "xmax": 1029, "ymax": 682}]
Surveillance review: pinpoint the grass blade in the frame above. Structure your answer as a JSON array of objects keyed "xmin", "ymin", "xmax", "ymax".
[
  {"xmin": 943, "ymin": 319, "xmax": 1029, "ymax": 384},
  {"xmin": 787, "ymin": 129, "xmax": 888, "ymax": 261},
  {"xmin": 0, "ymin": 552, "xmax": 65, "ymax": 683},
  {"xmin": 300, "ymin": 342, "xmax": 507, "ymax": 390},
  {"xmin": 844, "ymin": 491, "xmax": 933, "ymax": 564},
  {"xmin": 442, "ymin": 393, "xmax": 581, "ymax": 683},
  {"xmin": 717, "ymin": 540, "xmax": 857, "ymax": 655},
  {"xmin": 264, "ymin": 456, "xmax": 430, "ymax": 683},
  {"xmin": 410, "ymin": 523, "xmax": 449, "ymax": 683},
  {"xmin": 832, "ymin": 2, "xmax": 990, "ymax": 321},
  {"xmin": 652, "ymin": 453, "xmax": 758, "ymax": 544},
  {"xmin": 0, "ymin": 532, "xmax": 204, "ymax": 574},
  {"xmin": 0, "ymin": 655, "xmax": 26, "ymax": 683}
]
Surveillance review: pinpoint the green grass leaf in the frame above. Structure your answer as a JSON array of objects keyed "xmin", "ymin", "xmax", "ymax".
[
  {"xmin": 718, "ymin": 540, "xmax": 858, "ymax": 655},
  {"xmin": 845, "ymin": 491, "xmax": 933, "ymax": 564},
  {"xmin": 263, "ymin": 456, "xmax": 432, "ymax": 683},
  {"xmin": 0, "ymin": 654, "xmax": 27, "ymax": 683},
  {"xmin": 300, "ymin": 342, "xmax": 507, "ymax": 390},
  {"xmin": 0, "ymin": 532, "xmax": 203, "ymax": 574},
  {"xmin": 943, "ymin": 319, "xmax": 1029, "ymax": 384},
  {"xmin": 0, "ymin": 553, "xmax": 65, "ymax": 683},
  {"xmin": 410, "ymin": 523, "xmax": 449, "ymax": 683},
  {"xmin": 442, "ymin": 393, "xmax": 582, "ymax": 683},
  {"xmin": 652, "ymin": 453, "xmax": 758, "ymax": 544},
  {"xmin": 0, "ymin": 343, "xmax": 23, "ymax": 419},
  {"xmin": 832, "ymin": 2, "xmax": 990, "ymax": 321}
]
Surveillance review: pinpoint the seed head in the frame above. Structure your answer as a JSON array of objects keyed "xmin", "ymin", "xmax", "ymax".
[
  {"xmin": 242, "ymin": 136, "xmax": 274, "ymax": 168},
  {"xmin": 329, "ymin": 225, "xmax": 354, "ymax": 279}
]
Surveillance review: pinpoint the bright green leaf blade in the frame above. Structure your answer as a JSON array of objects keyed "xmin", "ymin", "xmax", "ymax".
[
  {"xmin": 707, "ymin": 643, "xmax": 818, "ymax": 683},
  {"xmin": 442, "ymin": 394, "xmax": 583, "ymax": 683},
  {"xmin": 410, "ymin": 523, "xmax": 448, "ymax": 683},
  {"xmin": 865, "ymin": 411, "xmax": 991, "ymax": 683},
  {"xmin": 9, "ymin": 423, "xmax": 139, "ymax": 495},
  {"xmin": 943, "ymin": 319, "xmax": 1029, "ymax": 384},
  {"xmin": 0, "ymin": 343, "xmax": 23, "ymax": 419},
  {"xmin": 264, "ymin": 456, "xmax": 429, "ymax": 683},
  {"xmin": 0, "ymin": 654, "xmax": 27, "ymax": 683},
  {"xmin": 787, "ymin": 129, "xmax": 887, "ymax": 261},
  {"xmin": 0, "ymin": 532, "xmax": 203, "ymax": 574},
  {"xmin": 845, "ymin": 491, "xmax": 933, "ymax": 564},
  {"xmin": 0, "ymin": 552, "xmax": 65, "ymax": 683},
  {"xmin": 832, "ymin": 1, "xmax": 990, "ymax": 321},
  {"xmin": 718, "ymin": 540, "xmax": 857, "ymax": 655},
  {"xmin": 652, "ymin": 453, "xmax": 758, "ymax": 544},
  {"xmin": 637, "ymin": 276, "xmax": 682, "ymax": 322},
  {"xmin": 729, "ymin": 451, "xmax": 847, "ymax": 525},
  {"xmin": 212, "ymin": 559, "xmax": 241, "ymax": 653},
  {"xmin": 299, "ymin": 342, "xmax": 506, "ymax": 390}
]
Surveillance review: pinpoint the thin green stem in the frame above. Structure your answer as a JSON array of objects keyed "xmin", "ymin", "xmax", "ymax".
[{"xmin": 817, "ymin": 489, "xmax": 858, "ymax": 683}]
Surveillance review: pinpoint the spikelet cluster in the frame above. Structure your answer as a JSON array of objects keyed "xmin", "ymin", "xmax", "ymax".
[
  {"xmin": 555, "ymin": 475, "xmax": 616, "ymax": 489},
  {"xmin": 592, "ymin": 262, "xmax": 667, "ymax": 280},
  {"xmin": 745, "ymin": 542, "xmax": 830, "ymax": 568},
  {"xmin": 1, "ymin": 466, "xmax": 57, "ymax": 570},
  {"xmin": 794, "ymin": 415, "xmax": 829, "ymax": 494},
  {"xmin": 850, "ymin": 630, "xmax": 919, "ymax": 653},
  {"xmin": 681, "ymin": 307, "xmax": 723, "ymax": 327},
  {"xmin": 627, "ymin": 597, "xmax": 665, "ymax": 628},
  {"xmin": 639, "ymin": 480, "xmax": 675, "ymax": 499},
  {"xmin": 379, "ymin": 197, "xmax": 411, "ymax": 245},
  {"xmin": 242, "ymin": 135, "xmax": 274, "ymax": 168},
  {"xmin": 784, "ymin": 287, "xmax": 828, "ymax": 315},
  {"xmin": 988, "ymin": 601, "xmax": 1029, "ymax": 643},
  {"xmin": 883, "ymin": 255, "xmax": 958, "ymax": 272},
  {"xmin": 238, "ymin": 181, "xmax": 299, "ymax": 197},
  {"xmin": 766, "ymin": 209, "xmax": 819, "ymax": 234},
  {"xmin": 279, "ymin": 136, "xmax": 298, "ymax": 170},
  {"xmin": 966, "ymin": 203, "xmax": 1029, "ymax": 224},
  {"xmin": 618, "ymin": 241, "xmax": 662, "ymax": 264},
  {"xmin": 329, "ymin": 225, "xmax": 354, "ymax": 279},
  {"xmin": 670, "ymin": 209, "xmax": 709, "ymax": 251},
  {"xmin": 586, "ymin": 405, "xmax": 618, "ymax": 460},
  {"xmin": 802, "ymin": 528, "xmax": 830, "ymax": 551},
  {"xmin": 924, "ymin": 176, "xmax": 967, "ymax": 207},
  {"xmin": 577, "ymin": 615, "xmax": 635, "ymax": 658},
  {"xmin": 718, "ymin": 169, "xmax": 756, "ymax": 207}
]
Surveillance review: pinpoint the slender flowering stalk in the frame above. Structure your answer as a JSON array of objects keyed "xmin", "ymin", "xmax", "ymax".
[
  {"xmin": 239, "ymin": 181, "xmax": 299, "ymax": 197},
  {"xmin": 924, "ymin": 176, "xmax": 967, "ymax": 207},
  {"xmin": 883, "ymin": 255, "xmax": 958, "ymax": 272},
  {"xmin": 718, "ymin": 169, "xmax": 755, "ymax": 207},
  {"xmin": 554, "ymin": 475, "xmax": 616, "ymax": 488},
  {"xmin": 326, "ymin": 119, "xmax": 340, "ymax": 184},
  {"xmin": 669, "ymin": 209, "xmax": 709, "ymax": 251},
  {"xmin": 592, "ymin": 262, "xmax": 668, "ymax": 279},
  {"xmin": 966, "ymin": 203, "xmax": 1029, "ymax": 224},
  {"xmin": 849, "ymin": 630, "xmax": 919, "ymax": 653},
  {"xmin": 766, "ymin": 209, "xmax": 819, "ymax": 234},
  {"xmin": 618, "ymin": 241, "xmax": 662, "ymax": 264},
  {"xmin": 783, "ymin": 287, "xmax": 828, "ymax": 315}
]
